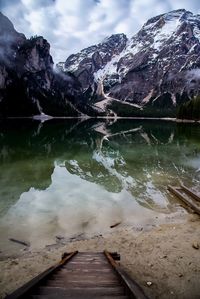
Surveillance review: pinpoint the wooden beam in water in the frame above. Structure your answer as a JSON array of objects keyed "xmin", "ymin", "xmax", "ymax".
[
  {"xmin": 168, "ymin": 185, "xmax": 200, "ymax": 216},
  {"xmin": 180, "ymin": 184, "xmax": 200, "ymax": 202}
]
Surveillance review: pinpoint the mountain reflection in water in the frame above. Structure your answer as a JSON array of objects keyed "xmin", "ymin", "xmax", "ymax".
[{"xmin": 0, "ymin": 119, "xmax": 199, "ymax": 251}]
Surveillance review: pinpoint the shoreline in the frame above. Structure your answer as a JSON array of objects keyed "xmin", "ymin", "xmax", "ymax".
[
  {"xmin": 0, "ymin": 213, "xmax": 200, "ymax": 299},
  {"xmin": 1, "ymin": 116, "xmax": 200, "ymax": 123}
]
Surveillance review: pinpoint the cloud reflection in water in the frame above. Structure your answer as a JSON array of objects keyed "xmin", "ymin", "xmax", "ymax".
[{"xmin": 1, "ymin": 163, "xmax": 159, "ymax": 249}]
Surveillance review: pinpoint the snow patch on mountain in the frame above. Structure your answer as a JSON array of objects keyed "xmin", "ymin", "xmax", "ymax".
[
  {"xmin": 94, "ymin": 55, "xmax": 119, "ymax": 81},
  {"xmin": 152, "ymin": 18, "xmax": 181, "ymax": 50},
  {"xmin": 92, "ymin": 9, "xmax": 200, "ymax": 83},
  {"xmin": 58, "ymin": 9, "xmax": 200, "ymax": 115}
]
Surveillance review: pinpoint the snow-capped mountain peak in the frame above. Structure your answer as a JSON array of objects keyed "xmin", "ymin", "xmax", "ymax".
[
  {"xmin": 59, "ymin": 33, "xmax": 128, "ymax": 87},
  {"xmin": 59, "ymin": 9, "xmax": 200, "ymax": 116}
]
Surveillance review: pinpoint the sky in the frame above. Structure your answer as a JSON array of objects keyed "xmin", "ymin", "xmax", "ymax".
[{"xmin": 0, "ymin": 0, "xmax": 200, "ymax": 63}]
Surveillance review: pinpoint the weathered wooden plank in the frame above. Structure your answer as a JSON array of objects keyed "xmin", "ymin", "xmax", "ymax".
[
  {"xmin": 50, "ymin": 273, "xmax": 118, "ymax": 278},
  {"xmin": 46, "ymin": 278, "xmax": 120, "ymax": 283},
  {"xmin": 56, "ymin": 268, "xmax": 113, "ymax": 273},
  {"xmin": 37, "ymin": 286, "xmax": 125, "ymax": 296},
  {"xmin": 69, "ymin": 261, "xmax": 108, "ymax": 264},
  {"xmin": 5, "ymin": 252, "xmax": 148, "ymax": 299},
  {"xmin": 168, "ymin": 185, "xmax": 200, "ymax": 215},
  {"xmin": 55, "ymin": 273, "xmax": 112, "ymax": 277},
  {"xmin": 76, "ymin": 253, "xmax": 103, "ymax": 256},
  {"xmin": 72, "ymin": 259, "xmax": 105, "ymax": 262},
  {"xmin": 48, "ymin": 282, "xmax": 119, "ymax": 287},
  {"xmin": 48, "ymin": 275, "xmax": 119, "ymax": 282},
  {"xmin": 32, "ymin": 295, "xmax": 129, "ymax": 299},
  {"xmin": 5, "ymin": 251, "xmax": 78, "ymax": 299},
  {"xmin": 180, "ymin": 184, "xmax": 200, "ymax": 202},
  {"xmin": 46, "ymin": 282, "xmax": 121, "ymax": 288},
  {"xmin": 61, "ymin": 266, "xmax": 111, "ymax": 269},
  {"xmin": 104, "ymin": 251, "xmax": 150, "ymax": 299}
]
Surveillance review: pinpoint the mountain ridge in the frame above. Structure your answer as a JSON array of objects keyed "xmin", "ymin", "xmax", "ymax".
[
  {"xmin": 0, "ymin": 9, "xmax": 200, "ymax": 118},
  {"xmin": 59, "ymin": 8, "xmax": 200, "ymax": 117}
]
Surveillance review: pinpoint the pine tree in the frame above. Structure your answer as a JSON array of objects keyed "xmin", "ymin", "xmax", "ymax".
[{"xmin": 177, "ymin": 95, "xmax": 200, "ymax": 120}]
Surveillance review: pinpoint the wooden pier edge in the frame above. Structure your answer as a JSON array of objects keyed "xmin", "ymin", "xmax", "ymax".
[
  {"xmin": 5, "ymin": 251, "xmax": 78, "ymax": 299},
  {"xmin": 104, "ymin": 250, "xmax": 150, "ymax": 299},
  {"xmin": 6, "ymin": 250, "xmax": 150, "ymax": 299},
  {"xmin": 168, "ymin": 185, "xmax": 200, "ymax": 215}
]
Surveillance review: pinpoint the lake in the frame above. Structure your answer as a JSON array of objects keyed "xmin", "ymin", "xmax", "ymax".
[{"xmin": 0, "ymin": 119, "xmax": 200, "ymax": 253}]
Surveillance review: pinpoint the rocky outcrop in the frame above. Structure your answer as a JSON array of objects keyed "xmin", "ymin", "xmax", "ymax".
[
  {"xmin": 61, "ymin": 9, "xmax": 200, "ymax": 117},
  {"xmin": 0, "ymin": 12, "xmax": 82, "ymax": 117}
]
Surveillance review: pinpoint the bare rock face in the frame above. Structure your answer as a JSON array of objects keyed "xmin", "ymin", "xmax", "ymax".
[
  {"xmin": 110, "ymin": 9, "xmax": 200, "ymax": 107},
  {"xmin": 61, "ymin": 34, "xmax": 128, "ymax": 91},
  {"xmin": 0, "ymin": 13, "xmax": 82, "ymax": 117},
  {"xmin": 61, "ymin": 9, "xmax": 200, "ymax": 117}
]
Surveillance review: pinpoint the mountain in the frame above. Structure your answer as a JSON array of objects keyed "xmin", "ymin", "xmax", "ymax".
[
  {"xmin": 60, "ymin": 9, "xmax": 200, "ymax": 117},
  {"xmin": 1, "ymin": 9, "xmax": 200, "ymax": 118},
  {"xmin": 0, "ymin": 12, "xmax": 83, "ymax": 117},
  {"xmin": 57, "ymin": 34, "xmax": 128, "ymax": 91}
]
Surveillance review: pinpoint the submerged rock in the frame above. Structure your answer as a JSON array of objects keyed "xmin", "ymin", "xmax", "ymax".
[{"xmin": 192, "ymin": 241, "xmax": 199, "ymax": 249}]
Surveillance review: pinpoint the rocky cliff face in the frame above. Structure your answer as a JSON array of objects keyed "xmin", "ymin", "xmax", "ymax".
[
  {"xmin": 61, "ymin": 9, "xmax": 200, "ymax": 117},
  {"xmin": 59, "ymin": 34, "xmax": 127, "ymax": 91},
  {"xmin": 0, "ymin": 12, "xmax": 82, "ymax": 117}
]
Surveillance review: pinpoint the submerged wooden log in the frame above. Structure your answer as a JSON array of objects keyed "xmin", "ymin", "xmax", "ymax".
[
  {"xmin": 180, "ymin": 184, "xmax": 200, "ymax": 202},
  {"xmin": 9, "ymin": 238, "xmax": 30, "ymax": 247},
  {"xmin": 168, "ymin": 185, "xmax": 200, "ymax": 216},
  {"xmin": 110, "ymin": 222, "xmax": 121, "ymax": 228}
]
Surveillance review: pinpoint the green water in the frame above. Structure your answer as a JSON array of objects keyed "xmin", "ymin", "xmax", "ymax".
[{"xmin": 0, "ymin": 119, "xmax": 199, "ymax": 252}]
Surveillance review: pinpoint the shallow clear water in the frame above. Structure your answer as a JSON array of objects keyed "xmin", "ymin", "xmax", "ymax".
[{"xmin": 0, "ymin": 119, "xmax": 200, "ymax": 252}]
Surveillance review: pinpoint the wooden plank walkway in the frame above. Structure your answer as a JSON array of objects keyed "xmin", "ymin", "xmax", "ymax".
[
  {"xmin": 6, "ymin": 251, "xmax": 149, "ymax": 299},
  {"xmin": 168, "ymin": 184, "xmax": 200, "ymax": 215}
]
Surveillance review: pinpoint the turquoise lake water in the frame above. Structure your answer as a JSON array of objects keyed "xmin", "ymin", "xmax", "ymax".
[{"xmin": 0, "ymin": 119, "xmax": 199, "ymax": 252}]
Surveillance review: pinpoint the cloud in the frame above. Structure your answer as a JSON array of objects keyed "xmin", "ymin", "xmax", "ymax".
[
  {"xmin": 0, "ymin": 33, "xmax": 15, "ymax": 64},
  {"xmin": 1, "ymin": 0, "xmax": 200, "ymax": 63}
]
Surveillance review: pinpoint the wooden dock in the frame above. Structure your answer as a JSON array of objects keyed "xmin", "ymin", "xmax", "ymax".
[
  {"xmin": 168, "ymin": 184, "xmax": 200, "ymax": 215},
  {"xmin": 5, "ymin": 251, "xmax": 149, "ymax": 299}
]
